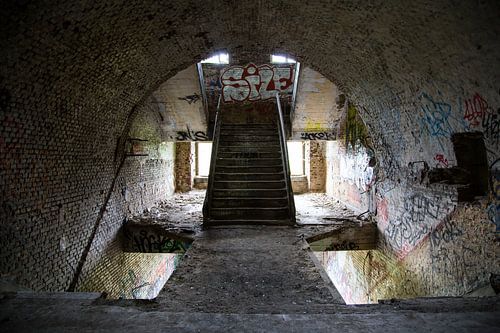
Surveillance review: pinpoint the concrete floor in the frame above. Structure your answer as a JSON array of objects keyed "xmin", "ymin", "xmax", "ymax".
[
  {"xmin": 2, "ymin": 191, "xmax": 498, "ymax": 331},
  {"xmin": 156, "ymin": 226, "xmax": 344, "ymax": 313},
  {"xmin": 132, "ymin": 190, "xmax": 359, "ymax": 229},
  {"xmin": 1, "ymin": 292, "xmax": 499, "ymax": 332}
]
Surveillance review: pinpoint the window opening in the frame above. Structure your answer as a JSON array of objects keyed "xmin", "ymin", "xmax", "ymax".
[
  {"xmin": 196, "ymin": 142, "xmax": 212, "ymax": 176},
  {"xmin": 200, "ymin": 52, "xmax": 229, "ymax": 64},
  {"xmin": 287, "ymin": 141, "xmax": 305, "ymax": 175},
  {"xmin": 271, "ymin": 54, "xmax": 297, "ymax": 64}
]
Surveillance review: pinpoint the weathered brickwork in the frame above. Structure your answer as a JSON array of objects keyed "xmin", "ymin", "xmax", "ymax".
[
  {"xmin": 316, "ymin": 200, "xmax": 498, "ymax": 304},
  {"xmin": 75, "ymin": 102, "xmax": 176, "ymax": 290},
  {"xmin": 175, "ymin": 142, "xmax": 192, "ymax": 192},
  {"xmin": 309, "ymin": 141, "xmax": 326, "ymax": 192},
  {"xmin": 78, "ymin": 239, "xmax": 180, "ymax": 299},
  {"xmin": 0, "ymin": 1, "xmax": 498, "ymax": 295}
]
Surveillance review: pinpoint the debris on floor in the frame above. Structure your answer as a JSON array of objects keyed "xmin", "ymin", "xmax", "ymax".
[{"xmin": 126, "ymin": 190, "xmax": 205, "ymax": 235}]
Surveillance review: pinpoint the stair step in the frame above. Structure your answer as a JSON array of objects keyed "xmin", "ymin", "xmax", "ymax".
[
  {"xmin": 213, "ymin": 189, "xmax": 287, "ymax": 198},
  {"xmin": 219, "ymin": 136, "xmax": 279, "ymax": 143},
  {"xmin": 204, "ymin": 218, "xmax": 292, "ymax": 226},
  {"xmin": 214, "ymin": 180, "xmax": 285, "ymax": 190},
  {"xmin": 218, "ymin": 141, "xmax": 281, "ymax": 148},
  {"xmin": 221, "ymin": 127, "xmax": 279, "ymax": 135},
  {"xmin": 214, "ymin": 172, "xmax": 284, "ymax": 181},
  {"xmin": 221, "ymin": 123, "xmax": 278, "ymax": 129},
  {"xmin": 219, "ymin": 131, "xmax": 278, "ymax": 135},
  {"xmin": 216, "ymin": 158, "xmax": 282, "ymax": 167},
  {"xmin": 218, "ymin": 146, "xmax": 281, "ymax": 153},
  {"xmin": 209, "ymin": 207, "xmax": 290, "ymax": 220},
  {"xmin": 218, "ymin": 151, "xmax": 281, "ymax": 159},
  {"xmin": 205, "ymin": 118, "xmax": 292, "ymax": 225},
  {"xmin": 216, "ymin": 166, "xmax": 284, "ymax": 173},
  {"xmin": 211, "ymin": 197, "xmax": 288, "ymax": 208}
]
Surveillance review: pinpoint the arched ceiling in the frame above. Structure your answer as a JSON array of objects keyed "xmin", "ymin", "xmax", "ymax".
[
  {"xmin": 1, "ymin": 0, "xmax": 499, "ymax": 170},
  {"xmin": 0, "ymin": 0, "xmax": 498, "ymax": 293}
]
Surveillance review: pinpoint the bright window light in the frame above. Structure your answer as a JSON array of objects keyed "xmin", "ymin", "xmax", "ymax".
[
  {"xmin": 287, "ymin": 141, "xmax": 304, "ymax": 175},
  {"xmin": 197, "ymin": 142, "xmax": 212, "ymax": 176},
  {"xmin": 271, "ymin": 54, "xmax": 296, "ymax": 64},
  {"xmin": 200, "ymin": 53, "xmax": 229, "ymax": 64}
]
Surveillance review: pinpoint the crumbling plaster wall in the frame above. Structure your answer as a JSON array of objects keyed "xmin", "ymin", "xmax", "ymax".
[
  {"xmin": 0, "ymin": 1, "xmax": 498, "ymax": 292},
  {"xmin": 292, "ymin": 67, "xmax": 344, "ymax": 141},
  {"xmin": 325, "ymin": 97, "xmax": 499, "ymax": 297},
  {"xmin": 151, "ymin": 65, "xmax": 207, "ymax": 142},
  {"xmin": 317, "ymin": 201, "xmax": 498, "ymax": 303}
]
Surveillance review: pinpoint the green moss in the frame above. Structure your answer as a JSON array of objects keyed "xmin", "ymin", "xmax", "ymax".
[{"xmin": 340, "ymin": 104, "xmax": 369, "ymax": 151}]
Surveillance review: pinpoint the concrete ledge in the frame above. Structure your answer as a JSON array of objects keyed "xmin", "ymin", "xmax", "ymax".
[
  {"xmin": 2, "ymin": 291, "xmax": 104, "ymax": 300},
  {"xmin": 0, "ymin": 296, "xmax": 499, "ymax": 332}
]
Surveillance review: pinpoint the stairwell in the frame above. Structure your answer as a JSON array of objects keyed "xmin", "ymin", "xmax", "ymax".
[{"xmin": 203, "ymin": 101, "xmax": 295, "ymax": 226}]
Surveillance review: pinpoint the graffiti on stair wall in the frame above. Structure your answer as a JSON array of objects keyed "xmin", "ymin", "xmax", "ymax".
[
  {"xmin": 176, "ymin": 125, "xmax": 208, "ymax": 141},
  {"xmin": 299, "ymin": 131, "xmax": 337, "ymax": 140},
  {"xmin": 119, "ymin": 254, "xmax": 179, "ymax": 299},
  {"xmin": 221, "ymin": 63, "xmax": 294, "ymax": 102},
  {"xmin": 124, "ymin": 227, "xmax": 192, "ymax": 253},
  {"xmin": 382, "ymin": 191, "xmax": 457, "ymax": 259},
  {"xmin": 178, "ymin": 93, "xmax": 201, "ymax": 104}
]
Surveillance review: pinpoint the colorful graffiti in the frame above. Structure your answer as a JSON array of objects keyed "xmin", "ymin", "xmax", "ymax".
[
  {"xmin": 377, "ymin": 197, "xmax": 389, "ymax": 228},
  {"xmin": 463, "ymin": 93, "xmax": 492, "ymax": 127},
  {"xmin": 119, "ymin": 254, "xmax": 179, "ymax": 299},
  {"xmin": 320, "ymin": 251, "xmax": 369, "ymax": 304},
  {"xmin": 434, "ymin": 154, "xmax": 449, "ymax": 168},
  {"xmin": 462, "ymin": 92, "xmax": 499, "ymax": 145},
  {"xmin": 383, "ymin": 191, "xmax": 456, "ymax": 259},
  {"xmin": 220, "ymin": 63, "xmax": 294, "ymax": 102},
  {"xmin": 419, "ymin": 92, "xmax": 455, "ymax": 138}
]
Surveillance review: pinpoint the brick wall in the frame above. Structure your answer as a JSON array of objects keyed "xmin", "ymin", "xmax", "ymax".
[
  {"xmin": 78, "ymin": 239, "xmax": 180, "ymax": 299},
  {"xmin": 0, "ymin": 1, "xmax": 498, "ymax": 294},
  {"xmin": 316, "ymin": 200, "xmax": 497, "ymax": 303},
  {"xmin": 175, "ymin": 142, "xmax": 192, "ymax": 192},
  {"xmin": 309, "ymin": 141, "xmax": 326, "ymax": 192}
]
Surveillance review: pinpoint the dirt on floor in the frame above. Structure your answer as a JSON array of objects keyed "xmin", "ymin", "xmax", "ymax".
[
  {"xmin": 156, "ymin": 225, "xmax": 345, "ymax": 313},
  {"xmin": 128, "ymin": 191, "xmax": 361, "ymax": 228},
  {"xmin": 120, "ymin": 191, "xmax": 375, "ymax": 313}
]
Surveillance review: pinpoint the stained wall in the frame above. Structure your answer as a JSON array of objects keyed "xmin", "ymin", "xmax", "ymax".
[{"xmin": 0, "ymin": 1, "xmax": 498, "ymax": 292}]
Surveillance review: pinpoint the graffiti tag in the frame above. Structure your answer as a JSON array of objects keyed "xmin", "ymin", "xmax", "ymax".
[
  {"xmin": 463, "ymin": 92, "xmax": 499, "ymax": 145},
  {"xmin": 176, "ymin": 125, "xmax": 208, "ymax": 141},
  {"xmin": 325, "ymin": 241, "xmax": 360, "ymax": 251},
  {"xmin": 128, "ymin": 229, "xmax": 190, "ymax": 253},
  {"xmin": 384, "ymin": 192, "xmax": 455, "ymax": 259},
  {"xmin": 300, "ymin": 132, "xmax": 336, "ymax": 140},
  {"xmin": 178, "ymin": 93, "xmax": 201, "ymax": 104},
  {"xmin": 434, "ymin": 154, "xmax": 449, "ymax": 168},
  {"xmin": 220, "ymin": 63, "xmax": 294, "ymax": 102},
  {"xmin": 419, "ymin": 92, "xmax": 455, "ymax": 138}
]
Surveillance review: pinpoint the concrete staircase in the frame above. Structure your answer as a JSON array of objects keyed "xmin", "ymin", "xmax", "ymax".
[{"xmin": 204, "ymin": 121, "xmax": 295, "ymax": 226}]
